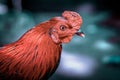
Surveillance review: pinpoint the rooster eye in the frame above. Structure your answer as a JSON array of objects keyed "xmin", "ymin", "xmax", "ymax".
[{"xmin": 60, "ymin": 25, "xmax": 66, "ymax": 31}]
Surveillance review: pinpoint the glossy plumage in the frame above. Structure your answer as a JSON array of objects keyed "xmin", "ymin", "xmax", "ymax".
[{"xmin": 0, "ymin": 11, "xmax": 83, "ymax": 80}]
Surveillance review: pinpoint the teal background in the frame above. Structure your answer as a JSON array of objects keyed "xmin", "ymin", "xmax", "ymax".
[{"xmin": 0, "ymin": 0, "xmax": 120, "ymax": 80}]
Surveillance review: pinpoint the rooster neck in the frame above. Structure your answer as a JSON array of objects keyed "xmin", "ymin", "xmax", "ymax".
[{"xmin": 0, "ymin": 25, "xmax": 62, "ymax": 80}]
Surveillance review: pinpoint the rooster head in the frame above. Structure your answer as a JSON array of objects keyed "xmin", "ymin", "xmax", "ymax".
[{"xmin": 49, "ymin": 11, "xmax": 84, "ymax": 44}]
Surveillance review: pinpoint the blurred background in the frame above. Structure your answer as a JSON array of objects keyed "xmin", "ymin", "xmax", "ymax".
[{"xmin": 0, "ymin": 0, "xmax": 120, "ymax": 80}]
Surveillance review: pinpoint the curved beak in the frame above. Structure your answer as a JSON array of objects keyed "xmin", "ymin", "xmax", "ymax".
[{"xmin": 75, "ymin": 31, "xmax": 85, "ymax": 38}]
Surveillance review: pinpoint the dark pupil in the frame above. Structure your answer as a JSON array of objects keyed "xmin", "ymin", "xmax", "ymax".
[{"xmin": 60, "ymin": 25, "xmax": 66, "ymax": 31}]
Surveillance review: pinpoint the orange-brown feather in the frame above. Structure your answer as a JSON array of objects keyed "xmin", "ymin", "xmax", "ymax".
[
  {"xmin": 0, "ymin": 11, "xmax": 83, "ymax": 80},
  {"xmin": 0, "ymin": 21, "xmax": 62, "ymax": 80}
]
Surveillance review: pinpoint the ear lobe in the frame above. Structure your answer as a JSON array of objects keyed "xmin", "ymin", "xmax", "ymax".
[{"xmin": 50, "ymin": 29, "xmax": 60, "ymax": 44}]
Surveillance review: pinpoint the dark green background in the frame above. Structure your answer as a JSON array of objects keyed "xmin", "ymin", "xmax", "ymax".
[{"xmin": 0, "ymin": 0, "xmax": 120, "ymax": 80}]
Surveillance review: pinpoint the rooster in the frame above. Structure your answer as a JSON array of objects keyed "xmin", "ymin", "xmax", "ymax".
[{"xmin": 0, "ymin": 11, "xmax": 84, "ymax": 80}]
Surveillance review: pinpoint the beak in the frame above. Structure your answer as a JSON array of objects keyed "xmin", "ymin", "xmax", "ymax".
[{"xmin": 75, "ymin": 31, "xmax": 85, "ymax": 38}]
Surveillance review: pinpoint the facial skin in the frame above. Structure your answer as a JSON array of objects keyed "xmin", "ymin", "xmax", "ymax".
[{"xmin": 49, "ymin": 17, "xmax": 84, "ymax": 44}]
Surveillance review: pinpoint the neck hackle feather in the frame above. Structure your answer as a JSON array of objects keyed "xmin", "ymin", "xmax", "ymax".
[
  {"xmin": 0, "ymin": 10, "xmax": 83, "ymax": 80},
  {"xmin": 0, "ymin": 21, "xmax": 62, "ymax": 80}
]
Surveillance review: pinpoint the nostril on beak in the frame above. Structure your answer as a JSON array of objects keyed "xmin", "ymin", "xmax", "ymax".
[{"xmin": 76, "ymin": 29, "xmax": 79, "ymax": 31}]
